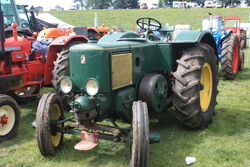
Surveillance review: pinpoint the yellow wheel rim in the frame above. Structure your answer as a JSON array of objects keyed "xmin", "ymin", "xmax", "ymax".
[
  {"xmin": 200, "ymin": 63, "xmax": 213, "ymax": 112},
  {"xmin": 50, "ymin": 103, "xmax": 62, "ymax": 147},
  {"xmin": 0, "ymin": 105, "xmax": 15, "ymax": 136}
]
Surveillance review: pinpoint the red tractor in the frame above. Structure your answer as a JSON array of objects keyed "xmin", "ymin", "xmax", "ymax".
[
  {"xmin": 224, "ymin": 16, "xmax": 246, "ymax": 71},
  {"xmin": 0, "ymin": 0, "xmax": 89, "ymax": 142}
]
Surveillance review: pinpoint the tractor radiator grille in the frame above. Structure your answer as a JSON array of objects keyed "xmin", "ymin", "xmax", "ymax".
[{"xmin": 112, "ymin": 53, "xmax": 132, "ymax": 90}]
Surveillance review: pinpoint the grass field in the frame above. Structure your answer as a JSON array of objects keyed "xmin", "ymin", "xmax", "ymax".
[
  {"xmin": 1, "ymin": 8, "xmax": 250, "ymax": 167},
  {"xmin": 51, "ymin": 8, "xmax": 250, "ymax": 30}
]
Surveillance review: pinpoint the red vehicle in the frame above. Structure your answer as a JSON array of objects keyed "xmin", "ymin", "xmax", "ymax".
[
  {"xmin": 224, "ymin": 16, "xmax": 246, "ymax": 71},
  {"xmin": 0, "ymin": 0, "xmax": 88, "ymax": 141}
]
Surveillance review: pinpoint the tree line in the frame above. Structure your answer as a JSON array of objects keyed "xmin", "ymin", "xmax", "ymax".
[
  {"xmin": 73, "ymin": 0, "xmax": 250, "ymax": 9},
  {"xmin": 73, "ymin": 0, "xmax": 140, "ymax": 9}
]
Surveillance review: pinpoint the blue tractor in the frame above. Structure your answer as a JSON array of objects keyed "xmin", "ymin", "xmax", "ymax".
[{"xmin": 202, "ymin": 13, "xmax": 240, "ymax": 79}]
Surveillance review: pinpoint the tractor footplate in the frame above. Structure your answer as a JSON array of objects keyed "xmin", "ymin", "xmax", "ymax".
[{"xmin": 74, "ymin": 131, "xmax": 99, "ymax": 151}]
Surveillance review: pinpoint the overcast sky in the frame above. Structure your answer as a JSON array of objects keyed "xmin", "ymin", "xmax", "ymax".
[{"xmin": 15, "ymin": 0, "xmax": 159, "ymax": 10}]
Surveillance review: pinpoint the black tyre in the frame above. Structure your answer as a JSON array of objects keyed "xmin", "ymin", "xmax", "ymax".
[
  {"xmin": 240, "ymin": 40, "xmax": 246, "ymax": 50},
  {"xmin": 52, "ymin": 41, "xmax": 84, "ymax": 93},
  {"xmin": 221, "ymin": 33, "xmax": 239, "ymax": 79},
  {"xmin": 130, "ymin": 101, "xmax": 149, "ymax": 167},
  {"xmin": 0, "ymin": 94, "xmax": 20, "ymax": 142},
  {"xmin": 172, "ymin": 43, "xmax": 219, "ymax": 129},
  {"xmin": 138, "ymin": 74, "xmax": 168, "ymax": 113},
  {"xmin": 8, "ymin": 85, "xmax": 40, "ymax": 104},
  {"xmin": 238, "ymin": 51, "xmax": 244, "ymax": 71},
  {"xmin": 36, "ymin": 92, "xmax": 64, "ymax": 156},
  {"xmin": 240, "ymin": 30, "xmax": 247, "ymax": 49}
]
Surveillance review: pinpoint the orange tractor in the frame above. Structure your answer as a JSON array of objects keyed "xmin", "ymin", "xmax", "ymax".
[
  {"xmin": 37, "ymin": 24, "xmax": 110, "ymax": 41},
  {"xmin": 224, "ymin": 16, "xmax": 246, "ymax": 71}
]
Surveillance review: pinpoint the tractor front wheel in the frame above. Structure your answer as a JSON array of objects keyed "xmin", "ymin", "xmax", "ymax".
[
  {"xmin": 221, "ymin": 34, "xmax": 239, "ymax": 79},
  {"xmin": 130, "ymin": 101, "xmax": 149, "ymax": 167},
  {"xmin": 0, "ymin": 94, "xmax": 20, "ymax": 142},
  {"xmin": 36, "ymin": 92, "xmax": 64, "ymax": 156},
  {"xmin": 172, "ymin": 44, "xmax": 218, "ymax": 129}
]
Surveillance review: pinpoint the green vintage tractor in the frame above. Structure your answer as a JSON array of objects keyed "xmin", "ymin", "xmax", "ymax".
[{"xmin": 35, "ymin": 17, "xmax": 219, "ymax": 166}]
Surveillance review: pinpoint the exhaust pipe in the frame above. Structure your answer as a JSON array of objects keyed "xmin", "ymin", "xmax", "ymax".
[{"xmin": 94, "ymin": 12, "xmax": 98, "ymax": 27}]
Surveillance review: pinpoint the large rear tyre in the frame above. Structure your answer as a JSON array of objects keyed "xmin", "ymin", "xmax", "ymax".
[
  {"xmin": 240, "ymin": 30, "xmax": 247, "ymax": 49},
  {"xmin": 221, "ymin": 33, "xmax": 239, "ymax": 79},
  {"xmin": 130, "ymin": 101, "xmax": 149, "ymax": 167},
  {"xmin": 172, "ymin": 44, "xmax": 219, "ymax": 129},
  {"xmin": 238, "ymin": 51, "xmax": 245, "ymax": 71},
  {"xmin": 36, "ymin": 92, "xmax": 64, "ymax": 156},
  {"xmin": 0, "ymin": 94, "xmax": 20, "ymax": 142}
]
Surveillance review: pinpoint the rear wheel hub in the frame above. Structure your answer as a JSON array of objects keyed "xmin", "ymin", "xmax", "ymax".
[{"xmin": 0, "ymin": 105, "xmax": 16, "ymax": 136}]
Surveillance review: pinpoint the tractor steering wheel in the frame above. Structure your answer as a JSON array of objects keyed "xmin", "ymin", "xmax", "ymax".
[{"xmin": 136, "ymin": 17, "xmax": 162, "ymax": 31}]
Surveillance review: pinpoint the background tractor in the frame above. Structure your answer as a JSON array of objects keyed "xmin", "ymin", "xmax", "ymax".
[
  {"xmin": 0, "ymin": 0, "xmax": 89, "ymax": 142},
  {"xmin": 37, "ymin": 24, "xmax": 110, "ymax": 41},
  {"xmin": 36, "ymin": 17, "xmax": 219, "ymax": 167},
  {"xmin": 224, "ymin": 16, "xmax": 246, "ymax": 71},
  {"xmin": 202, "ymin": 14, "xmax": 241, "ymax": 79}
]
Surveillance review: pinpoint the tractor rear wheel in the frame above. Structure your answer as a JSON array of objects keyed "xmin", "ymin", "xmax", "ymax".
[
  {"xmin": 9, "ymin": 85, "xmax": 40, "ymax": 104},
  {"xmin": 238, "ymin": 51, "xmax": 245, "ymax": 71},
  {"xmin": 172, "ymin": 44, "xmax": 218, "ymax": 129},
  {"xmin": 36, "ymin": 92, "xmax": 64, "ymax": 156},
  {"xmin": 221, "ymin": 33, "xmax": 239, "ymax": 79},
  {"xmin": 130, "ymin": 101, "xmax": 149, "ymax": 167},
  {"xmin": 0, "ymin": 94, "xmax": 20, "ymax": 142},
  {"xmin": 240, "ymin": 30, "xmax": 247, "ymax": 49}
]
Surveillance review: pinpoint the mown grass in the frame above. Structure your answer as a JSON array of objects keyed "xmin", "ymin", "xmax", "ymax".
[
  {"xmin": 0, "ymin": 8, "xmax": 250, "ymax": 167},
  {"xmin": 51, "ymin": 8, "xmax": 250, "ymax": 30}
]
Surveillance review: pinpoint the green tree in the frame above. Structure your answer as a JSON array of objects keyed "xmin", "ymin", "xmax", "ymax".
[
  {"xmin": 85, "ymin": 0, "xmax": 112, "ymax": 9},
  {"xmin": 73, "ymin": 0, "xmax": 85, "ymax": 10},
  {"xmin": 127, "ymin": 0, "xmax": 139, "ymax": 9},
  {"xmin": 245, "ymin": 0, "xmax": 250, "ymax": 5},
  {"xmin": 218, "ymin": 0, "xmax": 241, "ymax": 7},
  {"xmin": 158, "ymin": 0, "xmax": 164, "ymax": 7},
  {"xmin": 163, "ymin": 0, "xmax": 174, "ymax": 6},
  {"xmin": 113, "ymin": 0, "xmax": 127, "ymax": 9}
]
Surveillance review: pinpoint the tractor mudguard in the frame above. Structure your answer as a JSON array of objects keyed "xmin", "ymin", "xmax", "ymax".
[
  {"xmin": 172, "ymin": 30, "xmax": 217, "ymax": 56},
  {"xmin": 173, "ymin": 30, "xmax": 215, "ymax": 44},
  {"xmin": 43, "ymin": 35, "xmax": 88, "ymax": 85}
]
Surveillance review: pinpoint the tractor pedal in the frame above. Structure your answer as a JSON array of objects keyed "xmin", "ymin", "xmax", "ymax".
[{"xmin": 74, "ymin": 131, "xmax": 99, "ymax": 151}]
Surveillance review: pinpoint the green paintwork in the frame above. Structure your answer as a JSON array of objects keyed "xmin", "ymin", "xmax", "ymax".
[
  {"xmin": 173, "ymin": 30, "xmax": 212, "ymax": 43},
  {"xmin": 63, "ymin": 128, "xmax": 160, "ymax": 144},
  {"xmin": 70, "ymin": 46, "xmax": 110, "ymax": 93},
  {"xmin": 70, "ymin": 96, "xmax": 95, "ymax": 111},
  {"xmin": 113, "ymin": 87, "xmax": 136, "ymax": 123},
  {"xmin": 67, "ymin": 30, "xmax": 216, "ymax": 122}
]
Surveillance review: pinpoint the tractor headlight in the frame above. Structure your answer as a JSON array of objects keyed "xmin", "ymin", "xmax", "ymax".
[
  {"xmin": 85, "ymin": 79, "xmax": 99, "ymax": 96},
  {"xmin": 60, "ymin": 77, "xmax": 73, "ymax": 94}
]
